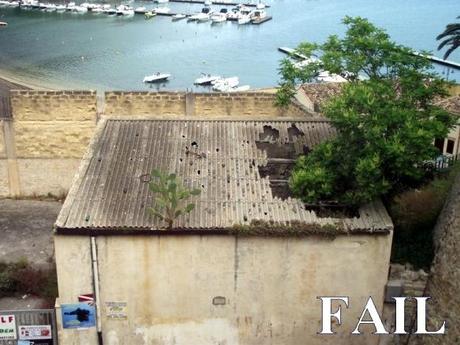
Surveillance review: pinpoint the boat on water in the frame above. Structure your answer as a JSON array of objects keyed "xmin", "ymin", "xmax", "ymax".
[
  {"xmin": 0, "ymin": 21, "xmax": 7, "ymax": 27},
  {"xmin": 143, "ymin": 72, "xmax": 171, "ymax": 83},
  {"xmin": 251, "ymin": 9, "xmax": 267, "ymax": 20},
  {"xmin": 172, "ymin": 13, "xmax": 186, "ymax": 20},
  {"xmin": 55, "ymin": 4, "xmax": 66, "ymax": 12},
  {"xmin": 195, "ymin": 7, "xmax": 212, "ymax": 22},
  {"xmin": 116, "ymin": 5, "xmax": 134, "ymax": 16},
  {"xmin": 212, "ymin": 76, "xmax": 240, "ymax": 91},
  {"xmin": 145, "ymin": 11, "xmax": 156, "ymax": 19},
  {"xmin": 211, "ymin": 10, "xmax": 227, "ymax": 23},
  {"xmin": 155, "ymin": 0, "xmax": 169, "ymax": 3},
  {"xmin": 154, "ymin": 6, "xmax": 170, "ymax": 14},
  {"xmin": 238, "ymin": 14, "xmax": 251, "ymax": 25},
  {"xmin": 194, "ymin": 73, "xmax": 221, "ymax": 85},
  {"xmin": 256, "ymin": 0, "xmax": 266, "ymax": 9}
]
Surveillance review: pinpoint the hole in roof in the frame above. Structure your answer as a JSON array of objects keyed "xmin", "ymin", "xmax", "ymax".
[
  {"xmin": 216, "ymin": 148, "xmax": 220, "ymax": 152},
  {"xmin": 201, "ymin": 184, "xmax": 205, "ymax": 188},
  {"xmin": 135, "ymin": 133, "xmax": 139, "ymax": 137},
  {"xmin": 191, "ymin": 141, "xmax": 198, "ymax": 148},
  {"xmin": 197, "ymin": 170, "xmax": 201, "ymax": 175},
  {"xmin": 288, "ymin": 124, "xmax": 305, "ymax": 141},
  {"xmin": 259, "ymin": 125, "xmax": 280, "ymax": 142},
  {"xmin": 243, "ymin": 215, "xmax": 248, "ymax": 222},
  {"xmin": 179, "ymin": 158, "xmax": 183, "ymax": 162}
]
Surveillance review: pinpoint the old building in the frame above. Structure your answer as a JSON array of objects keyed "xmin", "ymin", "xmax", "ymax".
[{"xmin": 54, "ymin": 116, "xmax": 393, "ymax": 345}]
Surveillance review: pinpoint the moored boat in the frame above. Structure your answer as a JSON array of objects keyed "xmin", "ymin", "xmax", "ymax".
[
  {"xmin": 143, "ymin": 72, "xmax": 171, "ymax": 83},
  {"xmin": 172, "ymin": 13, "xmax": 186, "ymax": 20},
  {"xmin": 194, "ymin": 73, "xmax": 221, "ymax": 85},
  {"xmin": 154, "ymin": 6, "xmax": 170, "ymax": 14},
  {"xmin": 0, "ymin": 21, "xmax": 7, "ymax": 27},
  {"xmin": 238, "ymin": 14, "xmax": 251, "ymax": 25},
  {"xmin": 145, "ymin": 11, "xmax": 156, "ymax": 19}
]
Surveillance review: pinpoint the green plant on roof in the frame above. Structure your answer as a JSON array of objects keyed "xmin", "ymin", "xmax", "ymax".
[{"xmin": 148, "ymin": 169, "xmax": 201, "ymax": 230}]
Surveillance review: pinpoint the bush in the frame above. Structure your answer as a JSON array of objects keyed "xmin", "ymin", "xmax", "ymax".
[
  {"xmin": 0, "ymin": 259, "xmax": 57, "ymax": 300},
  {"xmin": 389, "ymin": 165, "xmax": 459, "ymax": 269}
]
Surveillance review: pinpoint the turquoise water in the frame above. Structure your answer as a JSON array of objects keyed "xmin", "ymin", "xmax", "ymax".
[{"xmin": 0, "ymin": 0, "xmax": 459, "ymax": 90}]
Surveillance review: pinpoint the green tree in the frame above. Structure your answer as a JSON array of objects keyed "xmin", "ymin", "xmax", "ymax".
[
  {"xmin": 278, "ymin": 16, "xmax": 455, "ymax": 207},
  {"xmin": 149, "ymin": 169, "xmax": 201, "ymax": 229},
  {"xmin": 437, "ymin": 15, "xmax": 460, "ymax": 59}
]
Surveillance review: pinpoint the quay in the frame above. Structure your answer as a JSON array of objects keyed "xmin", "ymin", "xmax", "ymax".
[
  {"xmin": 278, "ymin": 47, "xmax": 309, "ymax": 60},
  {"xmin": 411, "ymin": 51, "xmax": 460, "ymax": 70}
]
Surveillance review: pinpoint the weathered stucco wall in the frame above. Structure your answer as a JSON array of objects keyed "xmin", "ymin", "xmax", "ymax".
[{"xmin": 55, "ymin": 233, "xmax": 392, "ymax": 345}]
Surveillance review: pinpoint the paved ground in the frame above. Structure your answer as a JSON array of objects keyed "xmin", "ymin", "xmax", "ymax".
[{"xmin": 0, "ymin": 199, "xmax": 61, "ymax": 266}]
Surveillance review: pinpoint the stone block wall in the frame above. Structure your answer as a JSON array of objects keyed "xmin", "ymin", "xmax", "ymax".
[
  {"xmin": 104, "ymin": 91, "xmax": 186, "ymax": 116},
  {"xmin": 0, "ymin": 89, "xmax": 311, "ymax": 197},
  {"xmin": 1, "ymin": 90, "xmax": 97, "ymax": 197}
]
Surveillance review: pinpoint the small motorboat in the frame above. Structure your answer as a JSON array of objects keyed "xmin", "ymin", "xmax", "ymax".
[
  {"xmin": 145, "ymin": 11, "xmax": 156, "ymax": 19},
  {"xmin": 251, "ymin": 9, "xmax": 267, "ymax": 20},
  {"xmin": 256, "ymin": 0, "xmax": 266, "ymax": 9},
  {"xmin": 238, "ymin": 14, "xmax": 251, "ymax": 25},
  {"xmin": 135, "ymin": 6, "xmax": 146, "ymax": 13},
  {"xmin": 0, "ymin": 21, "xmax": 7, "ymax": 27},
  {"xmin": 156, "ymin": 0, "xmax": 169, "ymax": 3},
  {"xmin": 212, "ymin": 76, "xmax": 239, "ymax": 91},
  {"xmin": 116, "ymin": 5, "xmax": 134, "ymax": 16},
  {"xmin": 55, "ymin": 4, "xmax": 66, "ymax": 12},
  {"xmin": 194, "ymin": 73, "xmax": 221, "ymax": 85},
  {"xmin": 172, "ymin": 13, "xmax": 186, "ymax": 20},
  {"xmin": 91, "ymin": 6, "xmax": 104, "ymax": 13},
  {"xmin": 154, "ymin": 6, "xmax": 170, "ymax": 14},
  {"xmin": 211, "ymin": 13, "xmax": 226, "ymax": 23},
  {"xmin": 143, "ymin": 72, "xmax": 171, "ymax": 83}
]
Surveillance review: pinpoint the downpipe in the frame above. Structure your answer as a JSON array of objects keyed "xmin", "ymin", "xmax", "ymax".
[{"xmin": 91, "ymin": 237, "xmax": 104, "ymax": 345}]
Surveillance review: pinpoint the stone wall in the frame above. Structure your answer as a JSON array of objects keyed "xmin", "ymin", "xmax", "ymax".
[
  {"xmin": 104, "ymin": 91, "xmax": 186, "ymax": 116},
  {"xmin": 104, "ymin": 91, "xmax": 311, "ymax": 118},
  {"xmin": 0, "ymin": 90, "xmax": 311, "ymax": 197},
  {"xmin": 1, "ymin": 90, "xmax": 98, "ymax": 197},
  {"xmin": 408, "ymin": 171, "xmax": 460, "ymax": 345}
]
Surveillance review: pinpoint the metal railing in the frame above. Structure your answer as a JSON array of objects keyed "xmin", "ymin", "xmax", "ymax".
[{"xmin": 0, "ymin": 309, "xmax": 57, "ymax": 345}]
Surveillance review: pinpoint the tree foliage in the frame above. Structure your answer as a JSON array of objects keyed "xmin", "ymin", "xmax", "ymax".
[
  {"xmin": 437, "ymin": 15, "xmax": 460, "ymax": 60},
  {"xmin": 278, "ymin": 16, "xmax": 455, "ymax": 207},
  {"xmin": 149, "ymin": 169, "xmax": 201, "ymax": 229}
]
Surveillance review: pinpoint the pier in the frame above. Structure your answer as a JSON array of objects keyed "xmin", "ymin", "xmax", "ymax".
[
  {"xmin": 278, "ymin": 47, "xmax": 309, "ymax": 60},
  {"xmin": 411, "ymin": 51, "xmax": 460, "ymax": 70}
]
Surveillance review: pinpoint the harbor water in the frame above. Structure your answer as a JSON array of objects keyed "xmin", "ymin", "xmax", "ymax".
[{"xmin": 0, "ymin": 0, "xmax": 459, "ymax": 90}]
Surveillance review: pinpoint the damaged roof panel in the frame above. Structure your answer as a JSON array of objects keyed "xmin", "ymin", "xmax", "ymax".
[{"xmin": 56, "ymin": 119, "xmax": 393, "ymax": 234}]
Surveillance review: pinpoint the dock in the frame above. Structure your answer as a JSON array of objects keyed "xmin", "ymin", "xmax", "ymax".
[
  {"xmin": 278, "ymin": 47, "xmax": 308, "ymax": 60},
  {"xmin": 411, "ymin": 51, "xmax": 460, "ymax": 70},
  {"xmin": 168, "ymin": 0, "xmax": 270, "ymax": 7}
]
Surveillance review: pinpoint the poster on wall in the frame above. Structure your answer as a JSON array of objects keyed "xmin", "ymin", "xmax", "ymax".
[
  {"xmin": 19, "ymin": 325, "xmax": 52, "ymax": 340},
  {"xmin": 0, "ymin": 314, "xmax": 17, "ymax": 340},
  {"xmin": 61, "ymin": 303, "xmax": 96, "ymax": 329},
  {"xmin": 105, "ymin": 302, "xmax": 128, "ymax": 320}
]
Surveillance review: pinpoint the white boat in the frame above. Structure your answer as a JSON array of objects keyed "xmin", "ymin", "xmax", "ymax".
[
  {"xmin": 92, "ymin": 7, "xmax": 104, "ymax": 13},
  {"xmin": 0, "ymin": 21, "xmax": 7, "ymax": 27},
  {"xmin": 194, "ymin": 73, "xmax": 221, "ymax": 85},
  {"xmin": 238, "ymin": 15, "xmax": 251, "ymax": 25},
  {"xmin": 143, "ymin": 72, "xmax": 171, "ymax": 83},
  {"xmin": 145, "ymin": 11, "xmax": 156, "ymax": 19},
  {"xmin": 116, "ymin": 5, "xmax": 134, "ymax": 16},
  {"xmin": 204, "ymin": 0, "xmax": 212, "ymax": 6},
  {"xmin": 315, "ymin": 71, "xmax": 347, "ymax": 83},
  {"xmin": 154, "ymin": 6, "xmax": 170, "ymax": 14},
  {"xmin": 251, "ymin": 9, "xmax": 266, "ymax": 20},
  {"xmin": 156, "ymin": 0, "xmax": 169, "ymax": 3},
  {"xmin": 172, "ymin": 13, "xmax": 186, "ymax": 20},
  {"xmin": 196, "ymin": 12, "xmax": 211, "ymax": 22},
  {"xmin": 256, "ymin": 0, "xmax": 265, "ymax": 9},
  {"xmin": 73, "ymin": 5, "xmax": 88, "ymax": 12},
  {"xmin": 211, "ymin": 13, "xmax": 226, "ymax": 23},
  {"xmin": 8, "ymin": 1, "xmax": 19, "ymax": 7},
  {"xmin": 212, "ymin": 77, "xmax": 239, "ymax": 91},
  {"xmin": 55, "ymin": 4, "xmax": 66, "ymax": 12},
  {"xmin": 66, "ymin": 2, "xmax": 76, "ymax": 11},
  {"xmin": 45, "ymin": 3, "xmax": 56, "ymax": 11},
  {"xmin": 135, "ymin": 6, "xmax": 146, "ymax": 13}
]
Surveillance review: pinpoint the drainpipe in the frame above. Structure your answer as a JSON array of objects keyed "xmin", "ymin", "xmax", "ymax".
[{"xmin": 91, "ymin": 237, "xmax": 103, "ymax": 345}]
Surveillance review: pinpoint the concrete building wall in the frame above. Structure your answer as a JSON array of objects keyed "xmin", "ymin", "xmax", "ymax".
[{"xmin": 55, "ymin": 233, "xmax": 393, "ymax": 345}]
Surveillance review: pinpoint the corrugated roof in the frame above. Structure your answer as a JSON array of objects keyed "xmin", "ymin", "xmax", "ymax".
[{"xmin": 56, "ymin": 118, "xmax": 393, "ymax": 234}]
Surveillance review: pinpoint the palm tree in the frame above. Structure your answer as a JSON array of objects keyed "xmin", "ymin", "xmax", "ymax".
[{"xmin": 437, "ymin": 16, "xmax": 460, "ymax": 60}]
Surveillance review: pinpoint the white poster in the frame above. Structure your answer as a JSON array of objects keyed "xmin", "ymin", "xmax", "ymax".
[
  {"xmin": 19, "ymin": 325, "xmax": 52, "ymax": 340},
  {"xmin": 0, "ymin": 314, "xmax": 17, "ymax": 340}
]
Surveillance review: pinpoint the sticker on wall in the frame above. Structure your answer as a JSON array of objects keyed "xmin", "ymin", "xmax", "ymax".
[
  {"xmin": 61, "ymin": 303, "xmax": 96, "ymax": 329},
  {"xmin": 19, "ymin": 325, "xmax": 52, "ymax": 340},
  {"xmin": 105, "ymin": 302, "xmax": 128, "ymax": 320},
  {"xmin": 0, "ymin": 314, "xmax": 17, "ymax": 340}
]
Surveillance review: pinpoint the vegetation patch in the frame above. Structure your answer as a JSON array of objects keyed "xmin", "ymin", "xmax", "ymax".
[
  {"xmin": 388, "ymin": 164, "xmax": 460, "ymax": 269},
  {"xmin": 231, "ymin": 219, "xmax": 344, "ymax": 238},
  {"xmin": 0, "ymin": 259, "xmax": 58, "ymax": 306}
]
